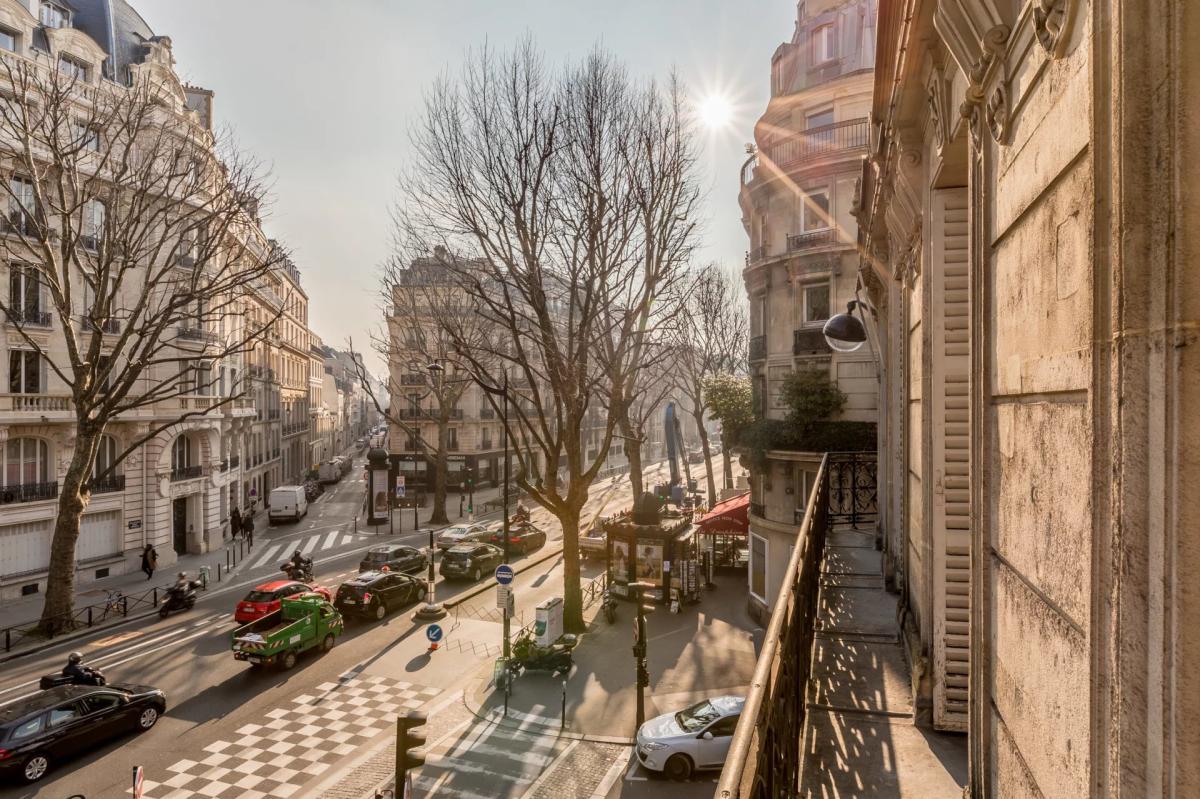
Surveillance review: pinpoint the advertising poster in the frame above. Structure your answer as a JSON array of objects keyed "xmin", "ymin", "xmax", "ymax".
[
  {"xmin": 637, "ymin": 543, "xmax": 663, "ymax": 582},
  {"xmin": 612, "ymin": 539, "xmax": 630, "ymax": 583},
  {"xmin": 370, "ymin": 467, "xmax": 389, "ymax": 522}
]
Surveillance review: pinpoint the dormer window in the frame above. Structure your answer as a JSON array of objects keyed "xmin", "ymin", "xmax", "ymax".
[
  {"xmin": 58, "ymin": 56, "xmax": 87, "ymax": 82},
  {"xmin": 40, "ymin": 2, "xmax": 68, "ymax": 29}
]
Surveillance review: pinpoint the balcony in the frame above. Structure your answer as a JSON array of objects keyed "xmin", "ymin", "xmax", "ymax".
[
  {"xmin": 177, "ymin": 326, "xmax": 208, "ymax": 342},
  {"xmin": 480, "ymin": 407, "xmax": 496, "ymax": 420},
  {"xmin": 749, "ymin": 335, "xmax": 766, "ymax": 362},
  {"xmin": 90, "ymin": 474, "xmax": 125, "ymax": 494},
  {"xmin": 750, "ymin": 501, "xmax": 766, "ymax": 519},
  {"xmin": 399, "ymin": 373, "xmax": 425, "ymax": 386},
  {"xmin": 7, "ymin": 308, "xmax": 52, "ymax": 328},
  {"xmin": 793, "ymin": 328, "xmax": 832, "ymax": 356},
  {"xmin": 271, "ymin": 449, "xmax": 280, "ymax": 460},
  {"xmin": 743, "ymin": 118, "xmax": 870, "ymax": 187},
  {"xmin": 229, "ymin": 455, "xmax": 240, "ymax": 469},
  {"xmin": 788, "ymin": 228, "xmax": 837, "ymax": 252},
  {"xmin": 0, "ymin": 480, "xmax": 58, "ymax": 503},
  {"xmin": 268, "ymin": 409, "xmax": 280, "ymax": 420},
  {"xmin": 170, "ymin": 465, "xmax": 203, "ymax": 482},
  {"xmin": 79, "ymin": 315, "xmax": 120, "ymax": 334},
  {"xmin": 745, "ymin": 244, "xmax": 769, "ymax": 266},
  {"xmin": 718, "ymin": 451, "xmax": 878, "ymax": 797},
  {"xmin": 0, "ymin": 393, "xmax": 73, "ymax": 415}
]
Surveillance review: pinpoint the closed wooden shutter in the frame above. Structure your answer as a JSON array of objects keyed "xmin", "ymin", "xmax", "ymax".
[{"xmin": 930, "ymin": 188, "xmax": 971, "ymax": 731}]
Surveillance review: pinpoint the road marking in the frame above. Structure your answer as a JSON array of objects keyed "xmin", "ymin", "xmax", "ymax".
[
  {"xmin": 593, "ymin": 748, "xmax": 633, "ymax": 796},
  {"xmin": 301, "ymin": 536, "xmax": 319, "ymax": 555},
  {"xmin": 321, "ymin": 530, "xmax": 339, "ymax": 550},
  {"xmin": 249, "ymin": 543, "xmax": 284, "ymax": 570},
  {"xmin": 624, "ymin": 755, "xmax": 648, "ymax": 781}
]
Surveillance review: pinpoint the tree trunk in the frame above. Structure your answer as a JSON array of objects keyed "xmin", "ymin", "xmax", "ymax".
[
  {"xmin": 692, "ymin": 407, "xmax": 717, "ymax": 507},
  {"xmin": 429, "ymin": 417, "xmax": 449, "ymax": 525},
  {"xmin": 39, "ymin": 428, "xmax": 99, "ymax": 634},
  {"xmin": 722, "ymin": 447, "xmax": 733, "ymax": 491},
  {"xmin": 620, "ymin": 415, "xmax": 644, "ymax": 499},
  {"xmin": 557, "ymin": 502, "xmax": 586, "ymax": 633}
]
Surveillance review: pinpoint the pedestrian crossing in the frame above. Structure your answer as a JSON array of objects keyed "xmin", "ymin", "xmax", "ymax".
[
  {"xmin": 245, "ymin": 529, "xmax": 367, "ymax": 572},
  {"xmin": 412, "ymin": 715, "xmax": 574, "ymax": 798}
]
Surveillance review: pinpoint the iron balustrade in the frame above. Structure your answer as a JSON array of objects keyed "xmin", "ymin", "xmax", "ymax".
[
  {"xmin": 89, "ymin": 474, "xmax": 125, "ymax": 494},
  {"xmin": 177, "ymin": 326, "xmax": 207, "ymax": 341},
  {"xmin": 170, "ymin": 465, "xmax": 203, "ymax": 481},
  {"xmin": 717, "ymin": 451, "xmax": 877, "ymax": 798},
  {"xmin": 0, "ymin": 481, "xmax": 58, "ymax": 503},
  {"xmin": 793, "ymin": 328, "xmax": 832, "ymax": 356},
  {"xmin": 787, "ymin": 228, "xmax": 837, "ymax": 251},
  {"xmin": 762, "ymin": 118, "xmax": 869, "ymax": 173},
  {"xmin": 750, "ymin": 501, "xmax": 766, "ymax": 519},
  {"xmin": 229, "ymin": 455, "xmax": 240, "ymax": 468},
  {"xmin": 8, "ymin": 308, "xmax": 51, "ymax": 327},
  {"xmin": 480, "ymin": 408, "xmax": 496, "ymax": 420},
  {"xmin": 746, "ymin": 245, "xmax": 769, "ymax": 265}
]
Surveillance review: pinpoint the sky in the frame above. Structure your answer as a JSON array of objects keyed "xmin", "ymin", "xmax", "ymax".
[{"xmin": 134, "ymin": 0, "xmax": 796, "ymax": 371}]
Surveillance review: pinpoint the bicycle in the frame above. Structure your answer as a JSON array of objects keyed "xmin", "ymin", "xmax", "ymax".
[{"xmin": 98, "ymin": 590, "xmax": 125, "ymax": 621}]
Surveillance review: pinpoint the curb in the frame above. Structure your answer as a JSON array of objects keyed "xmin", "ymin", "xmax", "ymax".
[{"xmin": 459, "ymin": 672, "xmax": 636, "ymax": 745}]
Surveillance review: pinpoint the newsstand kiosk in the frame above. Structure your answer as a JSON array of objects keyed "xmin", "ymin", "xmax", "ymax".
[{"xmin": 603, "ymin": 492, "xmax": 701, "ymax": 608}]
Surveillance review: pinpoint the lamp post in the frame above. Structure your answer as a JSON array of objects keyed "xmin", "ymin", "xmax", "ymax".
[
  {"xmin": 822, "ymin": 300, "xmax": 871, "ymax": 353},
  {"xmin": 476, "ymin": 369, "xmax": 512, "ymax": 658},
  {"xmin": 413, "ymin": 361, "xmax": 447, "ymax": 621},
  {"xmin": 629, "ymin": 580, "xmax": 655, "ymax": 731}
]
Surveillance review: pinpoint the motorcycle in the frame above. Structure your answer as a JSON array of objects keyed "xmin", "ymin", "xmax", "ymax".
[
  {"xmin": 601, "ymin": 589, "xmax": 617, "ymax": 624},
  {"xmin": 280, "ymin": 560, "xmax": 314, "ymax": 583},
  {"xmin": 503, "ymin": 632, "xmax": 578, "ymax": 684},
  {"xmin": 39, "ymin": 667, "xmax": 106, "ymax": 690},
  {"xmin": 159, "ymin": 580, "xmax": 201, "ymax": 618}
]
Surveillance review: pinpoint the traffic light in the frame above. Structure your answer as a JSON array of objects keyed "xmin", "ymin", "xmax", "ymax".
[
  {"xmin": 395, "ymin": 710, "xmax": 427, "ymax": 788},
  {"xmin": 637, "ymin": 663, "xmax": 651, "ymax": 688}
]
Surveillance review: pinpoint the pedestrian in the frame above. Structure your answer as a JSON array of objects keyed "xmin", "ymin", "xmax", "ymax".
[
  {"xmin": 230, "ymin": 507, "xmax": 242, "ymax": 541},
  {"xmin": 243, "ymin": 514, "xmax": 254, "ymax": 548},
  {"xmin": 140, "ymin": 544, "xmax": 158, "ymax": 581}
]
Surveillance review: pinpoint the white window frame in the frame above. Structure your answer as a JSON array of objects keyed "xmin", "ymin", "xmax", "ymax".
[
  {"xmin": 82, "ymin": 198, "xmax": 104, "ymax": 249},
  {"xmin": 57, "ymin": 56, "xmax": 88, "ymax": 83},
  {"xmin": 802, "ymin": 281, "xmax": 831, "ymax": 326},
  {"xmin": 812, "ymin": 23, "xmax": 837, "ymax": 64},
  {"xmin": 93, "ymin": 435, "xmax": 120, "ymax": 479},
  {"xmin": 0, "ymin": 26, "xmax": 19, "ymax": 53},
  {"xmin": 40, "ymin": 2, "xmax": 68, "ymax": 28},
  {"xmin": 3, "ymin": 437, "xmax": 50, "ymax": 486},
  {"xmin": 8, "ymin": 349, "xmax": 45, "ymax": 394},
  {"xmin": 803, "ymin": 187, "xmax": 830, "ymax": 232},
  {"xmin": 806, "ymin": 107, "xmax": 835, "ymax": 130},
  {"xmin": 8, "ymin": 176, "xmax": 35, "ymax": 234},
  {"xmin": 749, "ymin": 532, "xmax": 768, "ymax": 603}
]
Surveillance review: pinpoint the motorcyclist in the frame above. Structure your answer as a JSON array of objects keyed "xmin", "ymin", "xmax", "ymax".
[
  {"xmin": 172, "ymin": 571, "xmax": 189, "ymax": 592},
  {"xmin": 61, "ymin": 652, "xmax": 101, "ymax": 684},
  {"xmin": 288, "ymin": 550, "xmax": 311, "ymax": 580}
]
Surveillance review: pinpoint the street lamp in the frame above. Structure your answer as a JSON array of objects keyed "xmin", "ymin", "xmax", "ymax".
[
  {"xmin": 414, "ymin": 361, "xmax": 448, "ymax": 621},
  {"xmin": 822, "ymin": 300, "xmax": 871, "ymax": 353},
  {"xmin": 474, "ymin": 368, "xmax": 512, "ymax": 659}
]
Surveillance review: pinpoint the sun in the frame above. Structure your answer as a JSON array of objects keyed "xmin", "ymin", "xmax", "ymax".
[{"xmin": 696, "ymin": 94, "xmax": 733, "ymax": 130}]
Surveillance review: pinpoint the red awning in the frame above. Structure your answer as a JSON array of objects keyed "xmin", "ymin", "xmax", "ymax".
[{"xmin": 695, "ymin": 492, "xmax": 750, "ymax": 536}]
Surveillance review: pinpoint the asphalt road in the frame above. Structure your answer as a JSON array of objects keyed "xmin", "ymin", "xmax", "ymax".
[{"xmin": 0, "ymin": 460, "xmax": 676, "ymax": 798}]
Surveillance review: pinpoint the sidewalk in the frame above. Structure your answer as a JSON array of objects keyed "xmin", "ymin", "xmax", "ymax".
[{"xmin": 798, "ymin": 523, "xmax": 968, "ymax": 796}]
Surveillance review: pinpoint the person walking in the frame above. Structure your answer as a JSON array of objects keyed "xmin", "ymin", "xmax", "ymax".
[
  {"xmin": 243, "ymin": 514, "xmax": 254, "ymax": 548},
  {"xmin": 140, "ymin": 545, "xmax": 158, "ymax": 581},
  {"xmin": 230, "ymin": 507, "xmax": 242, "ymax": 541}
]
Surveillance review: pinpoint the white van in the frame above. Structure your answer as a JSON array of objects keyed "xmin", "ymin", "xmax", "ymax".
[{"xmin": 268, "ymin": 485, "xmax": 308, "ymax": 524}]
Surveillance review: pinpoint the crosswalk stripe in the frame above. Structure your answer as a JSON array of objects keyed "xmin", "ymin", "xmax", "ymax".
[
  {"xmin": 249, "ymin": 543, "xmax": 283, "ymax": 570},
  {"xmin": 321, "ymin": 530, "xmax": 339, "ymax": 550},
  {"xmin": 301, "ymin": 535, "xmax": 318, "ymax": 555}
]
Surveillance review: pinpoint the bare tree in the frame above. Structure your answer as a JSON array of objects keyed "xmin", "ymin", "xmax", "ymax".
[
  {"xmin": 672, "ymin": 264, "xmax": 748, "ymax": 506},
  {"xmin": 0, "ymin": 60, "xmax": 284, "ymax": 632}
]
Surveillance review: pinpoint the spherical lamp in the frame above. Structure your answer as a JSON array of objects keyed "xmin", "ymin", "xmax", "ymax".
[{"xmin": 823, "ymin": 302, "xmax": 868, "ymax": 353}]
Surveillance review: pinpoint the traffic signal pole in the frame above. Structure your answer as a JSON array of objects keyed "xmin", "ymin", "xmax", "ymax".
[
  {"xmin": 396, "ymin": 710, "xmax": 427, "ymax": 796},
  {"xmin": 501, "ymin": 370, "xmax": 510, "ymax": 660},
  {"xmin": 630, "ymin": 581, "xmax": 654, "ymax": 730}
]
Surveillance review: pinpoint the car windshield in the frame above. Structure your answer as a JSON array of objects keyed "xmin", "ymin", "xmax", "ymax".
[
  {"xmin": 444, "ymin": 551, "xmax": 471, "ymax": 563},
  {"xmin": 366, "ymin": 551, "xmax": 393, "ymax": 562},
  {"xmin": 675, "ymin": 700, "xmax": 722, "ymax": 732},
  {"xmin": 244, "ymin": 590, "xmax": 276, "ymax": 603}
]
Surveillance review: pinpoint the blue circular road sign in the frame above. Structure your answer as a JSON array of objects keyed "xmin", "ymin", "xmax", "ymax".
[
  {"xmin": 495, "ymin": 564, "xmax": 515, "ymax": 586},
  {"xmin": 426, "ymin": 624, "xmax": 443, "ymax": 642}
]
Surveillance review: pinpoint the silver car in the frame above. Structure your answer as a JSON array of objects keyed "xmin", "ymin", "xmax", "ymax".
[
  {"xmin": 436, "ymin": 523, "xmax": 488, "ymax": 550},
  {"xmin": 635, "ymin": 695, "xmax": 744, "ymax": 780}
]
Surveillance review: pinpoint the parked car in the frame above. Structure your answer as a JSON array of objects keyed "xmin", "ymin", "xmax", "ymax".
[
  {"xmin": 635, "ymin": 695, "xmax": 745, "ymax": 780},
  {"xmin": 439, "ymin": 543, "xmax": 504, "ymax": 581},
  {"xmin": 335, "ymin": 571, "xmax": 427, "ymax": 620},
  {"xmin": 436, "ymin": 523, "xmax": 489, "ymax": 551},
  {"xmin": 358, "ymin": 544, "xmax": 427, "ymax": 575},
  {"xmin": 267, "ymin": 485, "xmax": 308, "ymax": 524},
  {"xmin": 0, "ymin": 683, "xmax": 166, "ymax": 784},
  {"xmin": 231, "ymin": 595, "xmax": 344, "ymax": 670},
  {"xmin": 488, "ymin": 523, "xmax": 547, "ymax": 555},
  {"xmin": 234, "ymin": 580, "xmax": 331, "ymax": 624}
]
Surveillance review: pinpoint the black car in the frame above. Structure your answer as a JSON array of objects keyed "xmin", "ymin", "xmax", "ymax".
[
  {"xmin": 358, "ymin": 544, "xmax": 427, "ymax": 575},
  {"xmin": 0, "ymin": 684, "xmax": 166, "ymax": 784},
  {"xmin": 335, "ymin": 571, "xmax": 427, "ymax": 620},
  {"xmin": 439, "ymin": 543, "xmax": 504, "ymax": 582},
  {"xmin": 488, "ymin": 523, "xmax": 548, "ymax": 555}
]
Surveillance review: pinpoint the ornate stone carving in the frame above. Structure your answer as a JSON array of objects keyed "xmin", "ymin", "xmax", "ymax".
[
  {"xmin": 955, "ymin": 24, "xmax": 1011, "ymax": 150},
  {"xmin": 1033, "ymin": 0, "xmax": 1079, "ymax": 58},
  {"xmin": 986, "ymin": 81, "xmax": 1010, "ymax": 144},
  {"xmin": 927, "ymin": 66, "xmax": 952, "ymax": 155}
]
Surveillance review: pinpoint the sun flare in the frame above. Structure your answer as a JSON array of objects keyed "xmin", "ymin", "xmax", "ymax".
[{"xmin": 697, "ymin": 94, "xmax": 733, "ymax": 130}]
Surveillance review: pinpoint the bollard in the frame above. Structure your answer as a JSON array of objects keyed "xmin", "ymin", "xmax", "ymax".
[
  {"xmin": 151, "ymin": 589, "xmax": 157, "ymax": 608},
  {"xmin": 354, "ymin": 515, "xmax": 358, "ymax": 535},
  {"xmin": 561, "ymin": 680, "xmax": 567, "ymax": 729},
  {"xmin": 87, "ymin": 607, "xmax": 93, "ymax": 627},
  {"xmin": 217, "ymin": 563, "xmax": 222, "ymax": 582}
]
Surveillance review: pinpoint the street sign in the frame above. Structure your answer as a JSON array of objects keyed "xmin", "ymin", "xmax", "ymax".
[
  {"xmin": 425, "ymin": 624, "xmax": 443, "ymax": 643},
  {"xmin": 494, "ymin": 564, "xmax": 515, "ymax": 585},
  {"xmin": 496, "ymin": 584, "xmax": 512, "ymax": 610},
  {"xmin": 132, "ymin": 765, "xmax": 145, "ymax": 799},
  {"xmin": 396, "ymin": 475, "xmax": 406, "ymax": 499}
]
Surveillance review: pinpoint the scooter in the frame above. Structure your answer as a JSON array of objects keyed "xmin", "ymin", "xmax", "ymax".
[
  {"xmin": 506, "ymin": 634, "xmax": 578, "ymax": 680},
  {"xmin": 280, "ymin": 560, "xmax": 314, "ymax": 583},
  {"xmin": 601, "ymin": 589, "xmax": 618, "ymax": 624},
  {"xmin": 39, "ymin": 667, "xmax": 106, "ymax": 690},
  {"xmin": 159, "ymin": 580, "xmax": 201, "ymax": 618}
]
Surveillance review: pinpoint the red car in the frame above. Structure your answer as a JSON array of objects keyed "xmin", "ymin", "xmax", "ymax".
[{"xmin": 234, "ymin": 580, "xmax": 331, "ymax": 623}]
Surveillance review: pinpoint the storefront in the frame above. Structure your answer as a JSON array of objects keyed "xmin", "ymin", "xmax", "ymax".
[
  {"xmin": 604, "ymin": 512, "xmax": 702, "ymax": 606},
  {"xmin": 694, "ymin": 492, "xmax": 750, "ymax": 578}
]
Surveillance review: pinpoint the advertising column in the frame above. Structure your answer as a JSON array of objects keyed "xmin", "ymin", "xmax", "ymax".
[{"xmin": 367, "ymin": 447, "xmax": 390, "ymax": 525}]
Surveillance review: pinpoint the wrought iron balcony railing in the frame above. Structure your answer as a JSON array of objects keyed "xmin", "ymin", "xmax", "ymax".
[
  {"xmin": 717, "ymin": 451, "xmax": 877, "ymax": 797},
  {"xmin": 170, "ymin": 465, "xmax": 203, "ymax": 482},
  {"xmin": 89, "ymin": 474, "xmax": 125, "ymax": 494},
  {"xmin": 79, "ymin": 315, "xmax": 120, "ymax": 334},
  {"xmin": 787, "ymin": 228, "xmax": 837, "ymax": 251},
  {"xmin": 749, "ymin": 335, "xmax": 766, "ymax": 362},
  {"xmin": 0, "ymin": 480, "xmax": 58, "ymax": 503},
  {"xmin": 480, "ymin": 407, "xmax": 496, "ymax": 420},
  {"xmin": 764, "ymin": 118, "xmax": 869, "ymax": 174},
  {"xmin": 7, "ymin": 308, "xmax": 51, "ymax": 327},
  {"xmin": 750, "ymin": 501, "xmax": 766, "ymax": 519},
  {"xmin": 793, "ymin": 328, "xmax": 832, "ymax": 356}
]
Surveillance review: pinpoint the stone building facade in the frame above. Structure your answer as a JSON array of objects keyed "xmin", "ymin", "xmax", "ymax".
[
  {"xmin": 739, "ymin": 0, "xmax": 878, "ymax": 620},
  {"xmin": 856, "ymin": 0, "xmax": 1200, "ymax": 793}
]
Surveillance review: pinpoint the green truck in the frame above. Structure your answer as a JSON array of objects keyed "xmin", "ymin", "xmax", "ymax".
[{"xmin": 231, "ymin": 595, "xmax": 344, "ymax": 670}]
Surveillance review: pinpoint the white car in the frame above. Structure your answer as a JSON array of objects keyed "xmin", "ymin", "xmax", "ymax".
[
  {"xmin": 436, "ymin": 523, "xmax": 488, "ymax": 550},
  {"xmin": 635, "ymin": 695, "xmax": 745, "ymax": 780}
]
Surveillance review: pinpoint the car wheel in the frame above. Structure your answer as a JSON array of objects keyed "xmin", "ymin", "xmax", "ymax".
[
  {"xmin": 416, "ymin": 585, "xmax": 428, "ymax": 602},
  {"xmin": 664, "ymin": 754, "xmax": 693, "ymax": 781},
  {"xmin": 472, "ymin": 567, "xmax": 481, "ymax": 581},
  {"xmin": 280, "ymin": 650, "xmax": 297, "ymax": 670},
  {"xmin": 322, "ymin": 633, "xmax": 336, "ymax": 652},
  {"xmin": 21, "ymin": 753, "xmax": 50, "ymax": 783},
  {"xmin": 137, "ymin": 707, "xmax": 159, "ymax": 731},
  {"xmin": 373, "ymin": 602, "xmax": 387, "ymax": 621}
]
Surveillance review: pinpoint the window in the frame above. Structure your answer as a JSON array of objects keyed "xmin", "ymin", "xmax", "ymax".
[
  {"xmin": 4, "ymin": 438, "xmax": 49, "ymax": 485},
  {"xmin": 9, "ymin": 264, "xmax": 42, "ymax": 321},
  {"xmin": 750, "ymin": 533, "xmax": 767, "ymax": 600},
  {"xmin": 806, "ymin": 108, "xmax": 834, "ymax": 130},
  {"xmin": 74, "ymin": 120, "xmax": 100, "ymax": 152},
  {"xmin": 82, "ymin": 199, "xmax": 104, "ymax": 249},
  {"xmin": 812, "ymin": 23, "xmax": 837, "ymax": 63},
  {"xmin": 9, "ymin": 350, "xmax": 43, "ymax": 393},
  {"xmin": 40, "ymin": 2, "xmax": 68, "ymax": 28},
  {"xmin": 93, "ymin": 435, "xmax": 118, "ymax": 480},
  {"xmin": 57, "ymin": 57, "xmax": 87, "ymax": 82},
  {"xmin": 48, "ymin": 703, "xmax": 79, "ymax": 728},
  {"xmin": 0, "ymin": 27, "xmax": 17, "ymax": 52},
  {"xmin": 709, "ymin": 715, "xmax": 741, "ymax": 737},
  {"xmin": 803, "ymin": 188, "xmax": 830, "ymax": 231},
  {"xmin": 8, "ymin": 176, "xmax": 35, "ymax": 234},
  {"xmin": 10, "ymin": 715, "xmax": 44, "ymax": 740},
  {"xmin": 82, "ymin": 693, "xmax": 122, "ymax": 714},
  {"xmin": 172, "ymin": 436, "xmax": 192, "ymax": 472},
  {"xmin": 802, "ymin": 283, "xmax": 830, "ymax": 325}
]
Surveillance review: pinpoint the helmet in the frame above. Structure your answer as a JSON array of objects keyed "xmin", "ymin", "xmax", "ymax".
[
  {"xmin": 294, "ymin": 550, "xmax": 301, "ymax": 558},
  {"xmin": 68, "ymin": 652, "xmax": 82, "ymax": 664},
  {"xmin": 177, "ymin": 572, "xmax": 186, "ymax": 580}
]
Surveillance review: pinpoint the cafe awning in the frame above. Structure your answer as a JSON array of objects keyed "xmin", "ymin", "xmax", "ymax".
[{"xmin": 695, "ymin": 492, "xmax": 750, "ymax": 536}]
